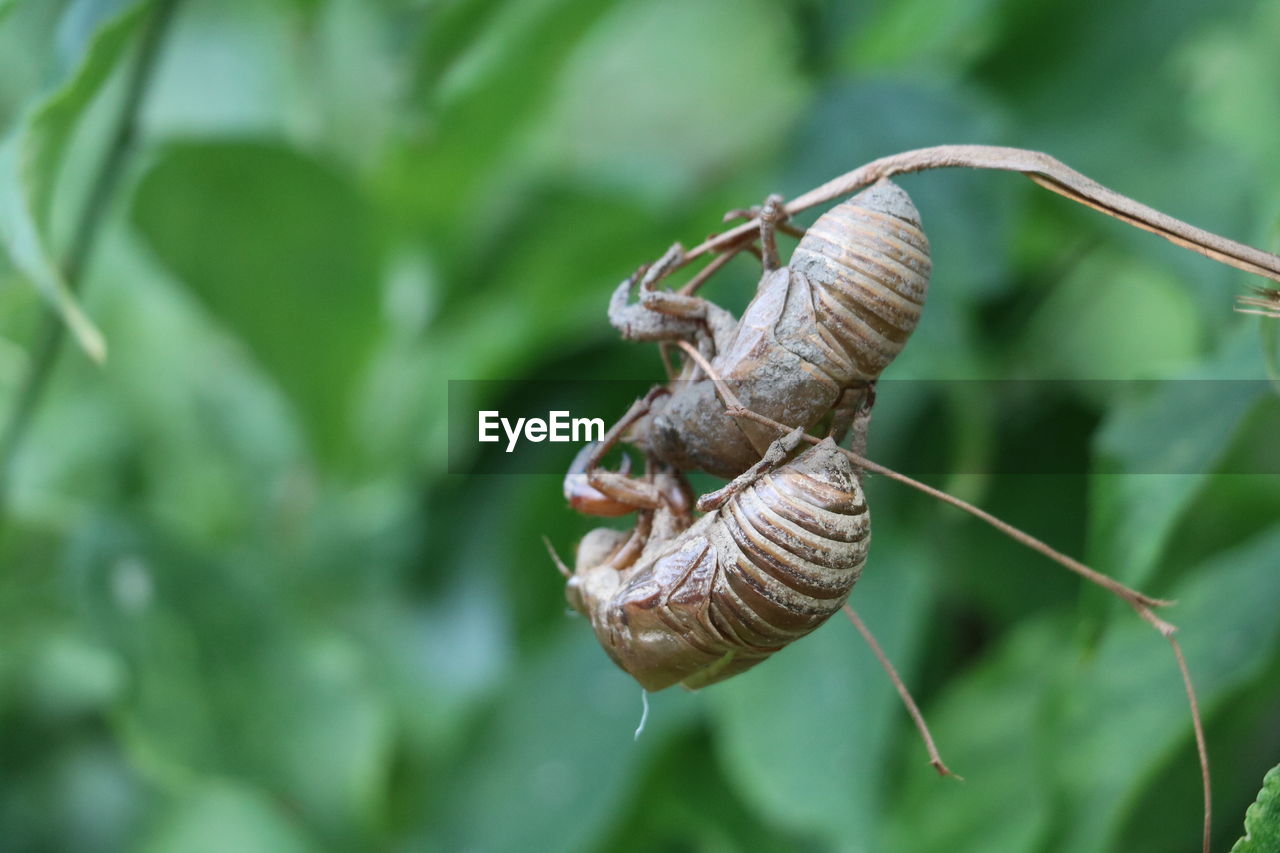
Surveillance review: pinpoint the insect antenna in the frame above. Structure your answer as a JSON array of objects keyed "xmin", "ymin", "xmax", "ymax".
[
  {"xmin": 542, "ymin": 535, "xmax": 572, "ymax": 580},
  {"xmin": 675, "ymin": 340, "xmax": 1212, "ymax": 853}
]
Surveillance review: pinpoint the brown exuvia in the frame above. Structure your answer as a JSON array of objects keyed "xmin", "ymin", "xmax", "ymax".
[
  {"xmin": 605, "ymin": 179, "xmax": 929, "ymax": 479},
  {"xmin": 564, "ymin": 436, "xmax": 868, "ymax": 691}
]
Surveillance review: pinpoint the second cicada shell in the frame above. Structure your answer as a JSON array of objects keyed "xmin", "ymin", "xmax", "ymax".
[
  {"xmin": 614, "ymin": 180, "xmax": 932, "ymax": 479},
  {"xmin": 567, "ymin": 438, "xmax": 868, "ymax": 691}
]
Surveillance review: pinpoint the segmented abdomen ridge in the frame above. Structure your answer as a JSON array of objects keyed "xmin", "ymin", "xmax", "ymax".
[{"xmin": 790, "ymin": 180, "xmax": 931, "ymax": 382}]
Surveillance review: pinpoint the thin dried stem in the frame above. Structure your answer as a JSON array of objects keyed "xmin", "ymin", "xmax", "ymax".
[
  {"xmin": 1170, "ymin": 634, "xmax": 1211, "ymax": 853},
  {"xmin": 674, "ymin": 340, "xmax": 1211, "ymax": 851},
  {"xmin": 844, "ymin": 604, "xmax": 958, "ymax": 779},
  {"xmin": 658, "ymin": 342, "xmax": 678, "ymax": 381},
  {"xmin": 675, "ymin": 145, "xmax": 1280, "ymax": 294}
]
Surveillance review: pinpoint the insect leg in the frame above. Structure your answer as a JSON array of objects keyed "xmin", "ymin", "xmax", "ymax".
[
  {"xmin": 542, "ymin": 535, "xmax": 573, "ymax": 579},
  {"xmin": 722, "ymin": 199, "xmax": 806, "ymax": 241},
  {"xmin": 708, "ymin": 396, "xmax": 1213, "ymax": 853},
  {"xmin": 611, "ymin": 242, "xmax": 740, "ymax": 355},
  {"xmin": 637, "ymin": 287, "xmax": 738, "ymax": 356},
  {"xmin": 609, "ymin": 244, "xmax": 705, "ymax": 344},
  {"xmin": 676, "ymin": 339, "xmax": 1174, "ymax": 613},
  {"xmin": 675, "ymin": 250, "xmax": 737, "ymax": 297},
  {"xmin": 827, "ymin": 382, "xmax": 876, "ymax": 453},
  {"xmin": 757, "ymin": 194, "xmax": 788, "ymax": 273},
  {"xmin": 565, "ymin": 391, "xmax": 667, "ymax": 515},
  {"xmin": 695, "ymin": 426, "xmax": 808, "ymax": 512},
  {"xmin": 846, "ymin": 382, "xmax": 877, "ymax": 464}
]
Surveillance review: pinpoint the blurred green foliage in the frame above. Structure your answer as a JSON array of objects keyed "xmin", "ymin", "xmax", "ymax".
[{"xmin": 1, "ymin": 1, "xmax": 1279, "ymax": 851}]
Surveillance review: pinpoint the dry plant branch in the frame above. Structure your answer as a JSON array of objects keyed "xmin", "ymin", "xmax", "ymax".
[{"xmin": 677, "ymin": 145, "xmax": 1280, "ymax": 301}]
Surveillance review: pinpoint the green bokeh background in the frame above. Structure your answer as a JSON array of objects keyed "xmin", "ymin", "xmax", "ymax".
[{"xmin": 2, "ymin": 1, "xmax": 1279, "ymax": 851}]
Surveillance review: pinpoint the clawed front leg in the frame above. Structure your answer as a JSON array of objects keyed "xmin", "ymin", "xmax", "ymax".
[
  {"xmin": 564, "ymin": 391, "xmax": 667, "ymax": 516},
  {"xmin": 609, "ymin": 244, "xmax": 702, "ymax": 343},
  {"xmin": 638, "ymin": 285, "xmax": 738, "ymax": 356},
  {"xmin": 609, "ymin": 242, "xmax": 737, "ymax": 354}
]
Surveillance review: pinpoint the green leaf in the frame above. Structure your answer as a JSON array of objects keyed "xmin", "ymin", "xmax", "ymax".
[
  {"xmin": 596, "ymin": 729, "xmax": 803, "ymax": 852},
  {"xmin": 886, "ymin": 525, "xmax": 1280, "ymax": 853},
  {"xmin": 1232, "ymin": 765, "xmax": 1280, "ymax": 853},
  {"xmin": 1088, "ymin": 328, "xmax": 1268, "ymax": 589},
  {"xmin": 67, "ymin": 517, "xmax": 396, "ymax": 835},
  {"xmin": 1178, "ymin": 2, "xmax": 1280, "ymax": 187},
  {"xmin": 543, "ymin": 0, "xmax": 806, "ymax": 203},
  {"xmin": 1054, "ymin": 525, "xmax": 1280, "ymax": 852},
  {"xmin": 142, "ymin": 781, "xmax": 317, "ymax": 853},
  {"xmin": 386, "ymin": 0, "xmax": 624, "ymax": 235},
  {"xmin": 884, "ymin": 619, "xmax": 1064, "ymax": 853},
  {"xmin": 24, "ymin": 629, "xmax": 126, "ymax": 719},
  {"xmin": 26, "ymin": 1, "xmax": 147, "ymax": 229},
  {"xmin": 1263, "ymin": 313, "xmax": 1280, "ymax": 384},
  {"xmin": 268, "ymin": 637, "xmax": 393, "ymax": 835},
  {"xmin": 411, "ymin": 0, "xmax": 506, "ymax": 99},
  {"xmin": 429, "ymin": 624, "xmax": 699, "ymax": 852},
  {"xmin": 844, "ymin": 0, "xmax": 1003, "ymax": 71},
  {"xmin": 782, "ymin": 78, "xmax": 1015, "ymax": 386},
  {"xmin": 1019, "ymin": 249, "xmax": 1204, "ymax": 380},
  {"xmin": 0, "ymin": 134, "xmax": 106, "ymax": 360},
  {"xmin": 131, "ymin": 141, "xmax": 383, "ymax": 462},
  {"xmin": 0, "ymin": 1, "xmax": 147, "ymax": 362}
]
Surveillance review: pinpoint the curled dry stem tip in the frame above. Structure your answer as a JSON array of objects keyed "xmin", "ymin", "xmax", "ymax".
[
  {"xmin": 1236, "ymin": 286, "xmax": 1280, "ymax": 319},
  {"xmin": 932, "ymin": 759, "xmax": 964, "ymax": 781}
]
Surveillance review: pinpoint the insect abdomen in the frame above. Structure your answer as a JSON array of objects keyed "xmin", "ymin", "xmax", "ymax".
[
  {"xmin": 595, "ymin": 440, "xmax": 868, "ymax": 691},
  {"xmin": 790, "ymin": 179, "xmax": 931, "ymax": 382},
  {"xmin": 698, "ymin": 440, "xmax": 868, "ymax": 678}
]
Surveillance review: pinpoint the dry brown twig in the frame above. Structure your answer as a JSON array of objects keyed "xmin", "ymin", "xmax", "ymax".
[
  {"xmin": 673, "ymin": 146, "xmax": 1280, "ymax": 311},
  {"xmin": 713, "ymin": 145, "xmax": 1280, "ymax": 276}
]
